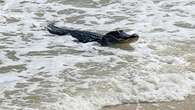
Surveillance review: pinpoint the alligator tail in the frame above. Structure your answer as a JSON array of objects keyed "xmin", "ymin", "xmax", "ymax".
[{"xmin": 47, "ymin": 23, "xmax": 70, "ymax": 35}]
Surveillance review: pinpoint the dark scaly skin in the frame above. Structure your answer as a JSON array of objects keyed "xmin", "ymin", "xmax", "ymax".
[
  {"xmin": 47, "ymin": 23, "xmax": 139, "ymax": 46},
  {"xmin": 47, "ymin": 23, "xmax": 103, "ymax": 43},
  {"xmin": 67, "ymin": 30, "xmax": 103, "ymax": 43}
]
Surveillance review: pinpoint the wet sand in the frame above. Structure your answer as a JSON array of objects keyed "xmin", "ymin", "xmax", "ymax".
[{"xmin": 102, "ymin": 96, "xmax": 195, "ymax": 110}]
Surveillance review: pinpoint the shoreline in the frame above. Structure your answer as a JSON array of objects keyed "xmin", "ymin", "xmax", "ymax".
[{"xmin": 102, "ymin": 96, "xmax": 195, "ymax": 110}]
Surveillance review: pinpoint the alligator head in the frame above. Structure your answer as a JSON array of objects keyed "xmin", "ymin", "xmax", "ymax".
[{"xmin": 101, "ymin": 30, "xmax": 139, "ymax": 46}]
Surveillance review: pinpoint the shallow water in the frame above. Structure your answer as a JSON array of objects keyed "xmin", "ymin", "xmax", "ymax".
[{"xmin": 0, "ymin": 0, "xmax": 195, "ymax": 110}]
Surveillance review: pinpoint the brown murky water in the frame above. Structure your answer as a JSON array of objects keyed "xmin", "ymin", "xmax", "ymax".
[{"xmin": 103, "ymin": 96, "xmax": 195, "ymax": 110}]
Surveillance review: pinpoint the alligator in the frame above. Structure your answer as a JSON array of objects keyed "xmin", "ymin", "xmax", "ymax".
[{"xmin": 47, "ymin": 23, "xmax": 139, "ymax": 46}]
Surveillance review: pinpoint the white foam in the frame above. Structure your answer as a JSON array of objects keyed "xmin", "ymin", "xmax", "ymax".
[
  {"xmin": 0, "ymin": 0, "xmax": 195, "ymax": 110},
  {"xmin": 0, "ymin": 74, "xmax": 21, "ymax": 84}
]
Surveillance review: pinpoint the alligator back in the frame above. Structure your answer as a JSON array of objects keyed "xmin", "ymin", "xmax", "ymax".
[
  {"xmin": 68, "ymin": 30, "xmax": 103, "ymax": 43},
  {"xmin": 47, "ymin": 23, "xmax": 103, "ymax": 43}
]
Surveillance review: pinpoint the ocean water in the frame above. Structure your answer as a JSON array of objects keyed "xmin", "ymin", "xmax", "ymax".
[{"xmin": 0, "ymin": 0, "xmax": 195, "ymax": 110}]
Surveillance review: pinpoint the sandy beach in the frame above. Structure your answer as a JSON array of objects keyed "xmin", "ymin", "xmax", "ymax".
[{"xmin": 102, "ymin": 96, "xmax": 195, "ymax": 110}]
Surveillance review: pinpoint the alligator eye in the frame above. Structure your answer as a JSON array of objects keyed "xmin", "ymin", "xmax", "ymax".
[
  {"xmin": 118, "ymin": 30, "xmax": 123, "ymax": 33},
  {"xmin": 131, "ymin": 34, "xmax": 139, "ymax": 38}
]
